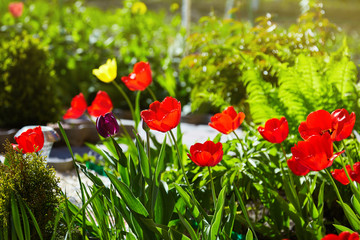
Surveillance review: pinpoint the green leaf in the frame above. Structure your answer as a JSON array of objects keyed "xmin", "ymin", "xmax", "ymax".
[
  {"xmin": 224, "ymin": 194, "xmax": 237, "ymax": 237},
  {"xmin": 17, "ymin": 195, "xmax": 30, "ymax": 240},
  {"xmin": 341, "ymin": 201, "xmax": 360, "ymax": 231},
  {"xmin": 333, "ymin": 224, "xmax": 355, "ymax": 233},
  {"xmin": 245, "ymin": 229, "xmax": 254, "ymax": 240},
  {"xmin": 22, "ymin": 198, "xmax": 43, "ymax": 240},
  {"xmin": 154, "ymin": 182, "xmax": 175, "ymax": 225},
  {"xmin": 10, "ymin": 194, "xmax": 23, "ymax": 240},
  {"xmin": 154, "ymin": 135, "xmax": 167, "ymax": 186},
  {"xmin": 209, "ymin": 186, "xmax": 227, "ymax": 240},
  {"xmin": 174, "ymin": 184, "xmax": 200, "ymax": 219},
  {"xmin": 234, "ymin": 186, "xmax": 258, "ymax": 240},
  {"xmin": 317, "ymin": 181, "xmax": 325, "ymax": 227},
  {"xmin": 135, "ymin": 91, "xmax": 141, "ymax": 128},
  {"xmin": 177, "ymin": 209, "xmax": 199, "ymax": 240},
  {"xmin": 352, "ymin": 195, "xmax": 360, "ymax": 216},
  {"xmin": 110, "ymin": 136, "xmax": 127, "ymax": 167},
  {"xmin": 135, "ymin": 134, "xmax": 151, "ymax": 182},
  {"xmin": 106, "ymin": 171, "xmax": 149, "ymax": 217},
  {"xmin": 125, "ymin": 232, "xmax": 138, "ymax": 240}
]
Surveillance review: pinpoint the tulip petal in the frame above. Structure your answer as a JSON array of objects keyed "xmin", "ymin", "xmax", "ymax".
[
  {"xmin": 287, "ymin": 157, "xmax": 310, "ymax": 176},
  {"xmin": 87, "ymin": 91, "xmax": 113, "ymax": 117},
  {"xmin": 209, "ymin": 106, "xmax": 245, "ymax": 134},
  {"xmin": 63, "ymin": 93, "xmax": 87, "ymax": 119}
]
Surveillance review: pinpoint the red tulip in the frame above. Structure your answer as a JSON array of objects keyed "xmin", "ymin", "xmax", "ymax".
[
  {"xmin": 332, "ymin": 165, "xmax": 352, "ymax": 185},
  {"xmin": 322, "ymin": 231, "xmax": 359, "ymax": 240},
  {"xmin": 258, "ymin": 117, "xmax": 289, "ymax": 144},
  {"xmin": 141, "ymin": 96, "xmax": 181, "ymax": 133},
  {"xmin": 291, "ymin": 133, "xmax": 344, "ymax": 172},
  {"xmin": 209, "ymin": 106, "xmax": 245, "ymax": 134},
  {"xmin": 287, "ymin": 156, "xmax": 310, "ymax": 176},
  {"xmin": 350, "ymin": 162, "xmax": 360, "ymax": 183},
  {"xmin": 14, "ymin": 126, "xmax": 44, "ymax": 153},
  {"xmin": 87, "ymin": 91, "xmax": 113, "ymax": 117},
  {"xmin": 63, "ymin": 93, "xmax": 87, "ymax": 119},
  {"xmin": 8, "ymin": 2, "xmax": 23, "ymax": 18},
  {"xmin": 121, "ymin": 62, "xmax": 152, "ymax": 91},
  {"xmin": 331, "ymin": 109, "xmax": 356, "ymax": 141},
  {"xmin": 299, "ymin": 109, "xmax": 355, "ymax": 142},
  {"xmin": 187, "ymin": 141, "xmax": 223, "ymax": 167},
  {"xmin": 299, "ymin": 110, "xmax": 332, "ymax": 140}
]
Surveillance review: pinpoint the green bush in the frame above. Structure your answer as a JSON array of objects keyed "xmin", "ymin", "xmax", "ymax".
[
  {"xmin": 0, "ymin": 32, "xmax": 61, "ymax": 128},
  {"xmin": 180, "ymin": 5, "xmax": 351, "ymax": 116},
  {"xmin": 0, "ymin": 0, "xmax": 184, "ymax": 108},
  {"xmin": 0, "ymin": 141, "xmax": 62, "ymax": 239}
]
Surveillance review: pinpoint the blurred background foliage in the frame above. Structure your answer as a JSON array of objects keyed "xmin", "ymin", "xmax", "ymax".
[{"xmin": 0, "ymin": 0, "xmax": 359, "ymax": 130}]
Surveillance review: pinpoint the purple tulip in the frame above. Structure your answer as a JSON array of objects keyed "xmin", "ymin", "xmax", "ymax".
[{"xmin": 96, "ymin": 112, "xmax": 120, "ymax": 138}]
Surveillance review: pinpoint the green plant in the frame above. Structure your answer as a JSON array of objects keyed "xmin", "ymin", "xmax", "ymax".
[
  {"xmin": 0, "ymin": 31, "xmax": 61, "ymax": 128},
  {"xmin": 0, "ymin": 141, "xmax": 62, "ymax": 239},
  {"xmin": 0, "ymin": 0, "xmax": 185, "ymax": 108},
  {"xmin": 180, "ymin": 5, "xmax": 345, "ymax": 116},
  {"xmin": 244, "ymin": 44, "xmax": 359, "ymax": 135}
]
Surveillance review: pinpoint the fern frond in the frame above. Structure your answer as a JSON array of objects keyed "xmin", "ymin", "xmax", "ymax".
[
  {"xmin": 327, "ymin": 56, "xmax": 358, "ymax": 109},
  {"xmin": 294, "ymin": 54, "xmax": 325, "ymax": 109},
  {"xmin": 243, "ymin": 68, "xmax": 281, "ymax": 123},
  {"xmin": 278, "ymin": 67, "xmax": 314, "ymax": 124}
]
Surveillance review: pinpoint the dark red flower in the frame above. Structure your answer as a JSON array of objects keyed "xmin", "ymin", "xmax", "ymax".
[
  {"xmin": 322, "ymin": 231, "xmax": 359, "ymax": 240},
  {"xmin": 8, "ymin": 2, "xmax": 23, "ymax": 18},
  {"xmin": 63, "ymin": 93, "xmax": 87, "ymax": 119},
  {"xmin": 87, "ymin": 91, "xmax": 113, "ymax": 117},
  {"xmin": 291, "ymin": 133, "xmax": 344, "ymax": 172},
  {"xmin": 96, "ymin": 112, "xmax": 120, "ymax": 138},
  {"xmin": 258, "ymin": 117, "xmax": 289, "ymax": 144},
  {"xmin": 187, "ymin": 141, "xmax": 223, "ymax": 167},
  {"xmin": 331, "ymin": 109, "xmax": 356, "ymax": 141},
  {"xmin": 121, "ymin": 61, "xmax": 152, "ymax": 91},
  {"xmin": 299, "ymin": 110, "xmax": 332, "ymax": 140},
  {"xmin": 14, "ymin": 126, "xmax": 44, "ymax": 153},
  {"xmin": 332, "ymin": 165, "xmax": 352, "ymax": 185},
  {"xmin": 208, "ymin": 106, "xmax": 245, "ymax": 134},
  {"xmin": 287, "ymin": 156, "xmax": 310, "ymax": 176},
  {"xmin": 141, "ymin": 96, "xmax": 181, "ymax": 133},
  {"xmin": 350, "ymin": 162, "xmax": 360, "ymax": 183}
]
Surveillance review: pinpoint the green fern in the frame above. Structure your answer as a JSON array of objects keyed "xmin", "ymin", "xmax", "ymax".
[
  {"xmin": 243, "ymin": 68, "xmax": 281, "ymax": 123},
  {"xmin": 247, "ymin": 50, "xmax": 359, "ymax": 134}
]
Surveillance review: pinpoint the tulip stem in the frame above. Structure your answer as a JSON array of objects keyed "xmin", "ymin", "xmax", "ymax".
[
  {"xmin": 147, "ymin": 88, "xmax": 157, "ymax": 101},
  {"xmin": 112, "ymin": 81, "xmax": 136, "ymax": 128},
  {"xmin": 325, "ymin": 168, "xmax": 345, "ymax": 204},
  {"xmin": 208, "ymin": 166, "xmax": 217, "ymax": 209},
  {"xmin": 280, "ymin": 143, "xmax": 296, "ymax": 188},
  {"xmin": 232, "ymin": 131, "xmax": 247, "ymax": 157},
  {"xmin": 337, "ymin": 150, "xmax": 360, "ymax": 204},
  {"xmin": 169, "ymin": 131, "xmax": 197, "ymax": 207}
]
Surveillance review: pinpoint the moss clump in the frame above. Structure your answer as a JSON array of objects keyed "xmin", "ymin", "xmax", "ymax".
[{"xmin": 0, "ymin": 141, "xmax": 62, "ymax": 239}]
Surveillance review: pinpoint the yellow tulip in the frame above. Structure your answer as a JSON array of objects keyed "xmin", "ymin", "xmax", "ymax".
[{"xmin": 92, "ymin": 58, "xmax": 117, "ymax": 83}]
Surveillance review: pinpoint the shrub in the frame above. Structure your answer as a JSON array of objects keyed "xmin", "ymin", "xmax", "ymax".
[
  {"xmin": 180, "ymin": 5, "xmax": 345, "ymax": 115},
  {"xmin": 0, "ymin": 141, "xmax": 62, "ymax": 239},
  {"xmin": 0, "ymin": 32, "xmax": 61, "ymax": 128},
  {"xmin": 0, "ymin": 0, "xmax": 184, "ymax": 108}
]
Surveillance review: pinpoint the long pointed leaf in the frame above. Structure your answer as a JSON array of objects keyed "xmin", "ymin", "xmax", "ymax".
[
  {"xmin": 209, "ymin": 186, "xmax": 227, "ymax": 240},
  {"xmin": 17, "ymin": 195, "xmax": 30, "ymax": 240},
  {"xmin": 106, "ymin": 171, "xmax": 149, "ymax": 217},
  {"xmin": 177, "ymin": 208, "xmax": 199, "ymax": 240},
  {"xmin": 135, "ymin": 134, "xmax": 151, "ymax": 182},
  {"xmin": 10, "ymin": 194, "xmax": 23, "ymax": 240}
]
